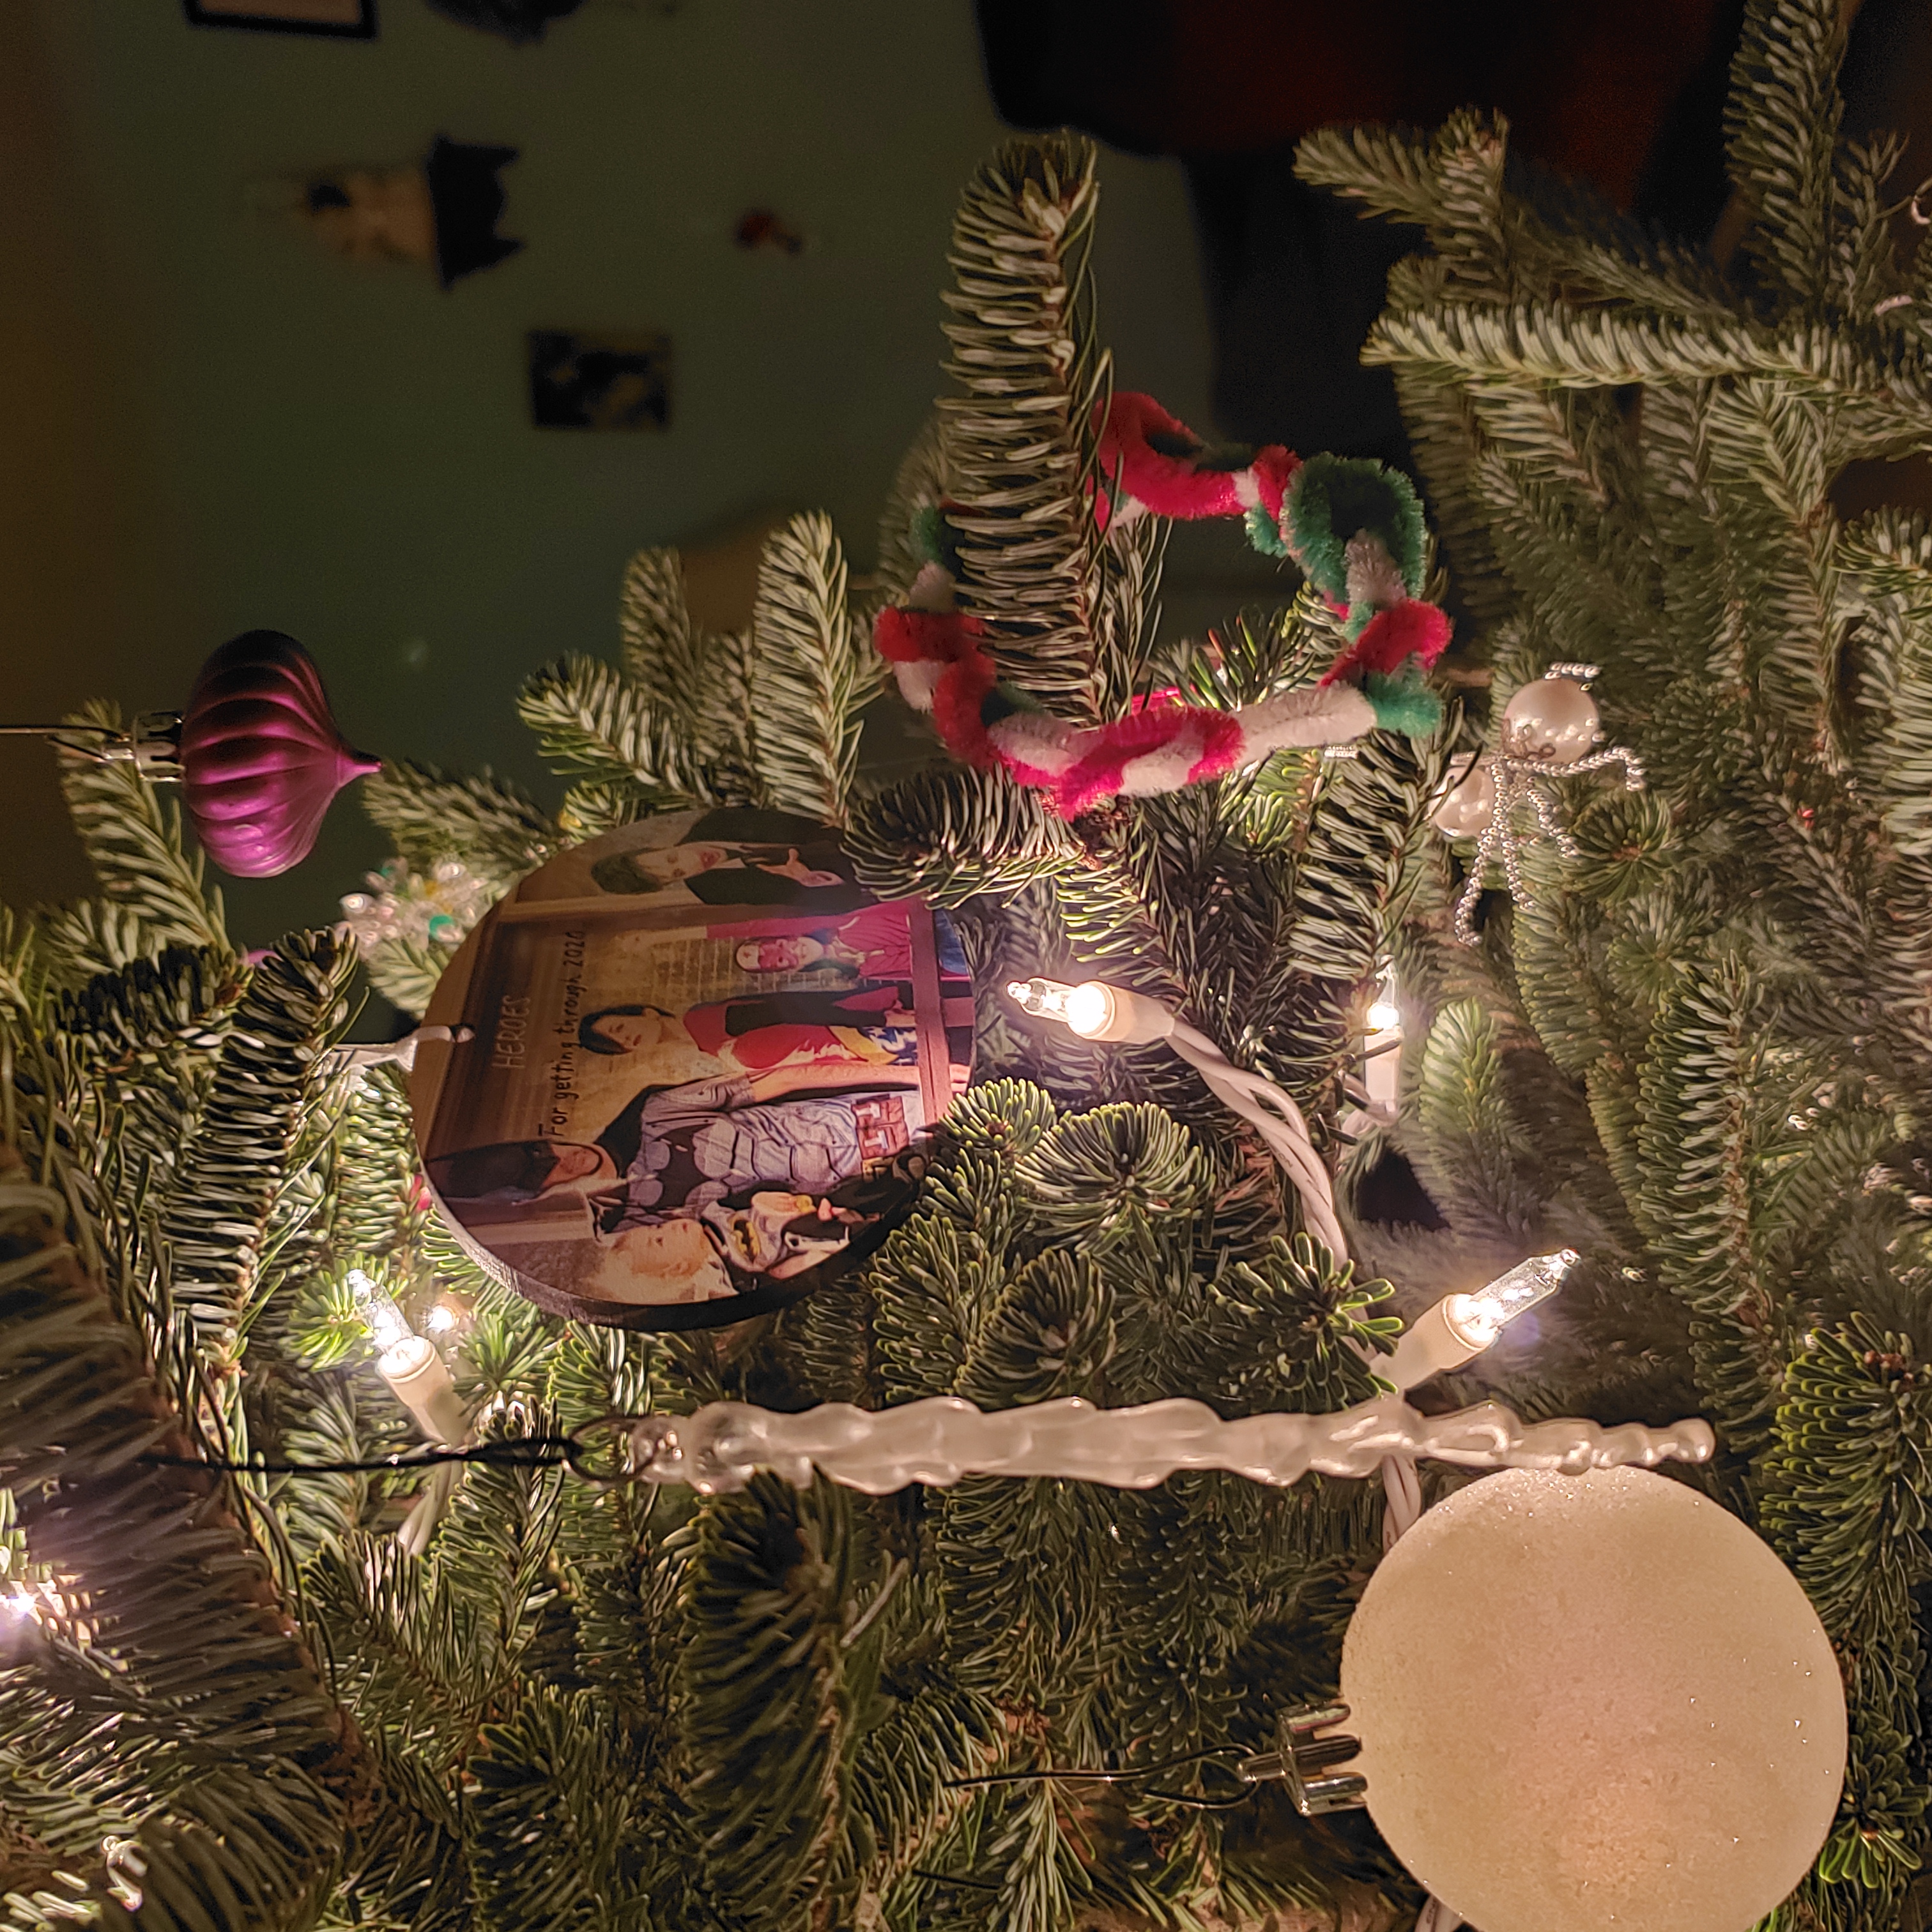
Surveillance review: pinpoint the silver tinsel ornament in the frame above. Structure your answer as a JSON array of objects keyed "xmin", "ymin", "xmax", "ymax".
[{"xmin": 1433, "ymin": 664, "xmax": 1644, "ymax": 944}]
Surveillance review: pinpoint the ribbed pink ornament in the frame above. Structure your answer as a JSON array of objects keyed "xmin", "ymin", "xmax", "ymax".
[{"xmin": 180, "ymin": 631, "xmax": 381, "ymax": 878}]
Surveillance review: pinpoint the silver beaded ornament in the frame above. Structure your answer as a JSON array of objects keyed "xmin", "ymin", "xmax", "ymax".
[{"xmin": 1431, "ymin": 664, "xmax": 1644, "ymax": 945}]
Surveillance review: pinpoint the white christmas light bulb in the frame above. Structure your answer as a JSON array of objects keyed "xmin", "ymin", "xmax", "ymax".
[
  {"xmin": 349, "ymin": 1269, "xmax": 467, "ymax": 1445},
  {"xmin": 1384, "ymin": 1249, "xmax": 1577, "ymax": 1390},
  {"xmin": 1005, "ymin": 976, "xmax": 1177, "ymax": 1046},
  {"xmin": 1006, "ymin": 976, "xmax": 1114, "ymax": 1038},
  {"xmin": 348, "ymin": 1268, "xmax": 414, "ymax": 1357},
  {"xmin": 1366, "ymin": 997, "xmax": 1400, "ymax": 1036},
  {"xmin": 1443, "ymin": 1247, "xmax": 1576, "ymax": 1349}
]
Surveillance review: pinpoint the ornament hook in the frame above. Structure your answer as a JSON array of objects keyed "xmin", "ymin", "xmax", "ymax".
[{"xmin": 1238, "ymin": 1703, "xmax": 1369, "ymax": 1815}]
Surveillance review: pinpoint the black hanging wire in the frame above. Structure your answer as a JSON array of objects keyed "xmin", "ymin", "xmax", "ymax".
[
  {"xmin": 138, "ymin": 1433, "xmax": 611, "ymax": 1482},
  {"xmin": 908, "ymin": 1752, "xmax": 1261, "ymax": 1896},
  {"xmin": 944, "ymin": 1746, "xmax": 1258, "ymax": 1812}
]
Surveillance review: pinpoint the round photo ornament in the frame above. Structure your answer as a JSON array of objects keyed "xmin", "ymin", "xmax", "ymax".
[{"xmin": 411, "ymin": 808, "xmax": 973, "ymax": 1330}]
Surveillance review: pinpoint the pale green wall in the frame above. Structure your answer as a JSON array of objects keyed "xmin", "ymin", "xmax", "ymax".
[{"xmin": 7, "ymin": 0, "xmax": 1233, "ymax": 946}]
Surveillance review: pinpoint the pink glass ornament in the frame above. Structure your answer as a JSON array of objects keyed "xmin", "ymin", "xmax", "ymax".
[{"xmin": 180, "ymin": 631, "xmax": 380, "ymax": 878}]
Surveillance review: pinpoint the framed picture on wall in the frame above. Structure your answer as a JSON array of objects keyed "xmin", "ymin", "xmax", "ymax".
[
  {"xmin": 184, "ymin": 0, "xmax": 376, "ymax": 36},
  {"xmin": 528, "ymin": 330, "xmax": 671, "ymax": 433}
]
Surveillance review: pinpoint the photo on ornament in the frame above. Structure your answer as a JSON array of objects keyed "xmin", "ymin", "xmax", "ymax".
[
  {"xmin": 528, "ymin": 329, "xmax": 670, "ymax": 433},
  {"xmin": 411, "ymin": 809, "xmax": 974, "ymax": 1330}
]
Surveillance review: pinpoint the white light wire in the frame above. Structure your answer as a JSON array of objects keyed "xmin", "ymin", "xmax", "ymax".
[
  {"xmin": 1071, "ymin": 985, "xmax": 1492, "ymax": 1923},
  {"xmin": 1159, "ymin": 1015, "xmax": 1424, "ymax": 1539},
  {"xmin": 1165, "ymin": 1018, "xmax": 1351, "ymax": 1262}
]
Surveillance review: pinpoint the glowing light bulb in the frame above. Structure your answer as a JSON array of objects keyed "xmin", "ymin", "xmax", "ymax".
[
  {"xmin": 1008, "ymin": 977, "xmax": 1075, "ymax": 1022},
  {"xmin": 1443, "ymin": 1248, "xmax": 1577, "ymax": 1349},
  {"xmin": 348, "ymin": 1268, "xmax": 415, "ymax": 1354},
  {"xmin": 1384, "ymin": 1249, "xmax": 1579, "ymax": 1390},
  {"xmin": 1366, "ymin": 998, "xmax": 1401, "ymax": 1036},
  {"xmin": 424, "ymin": 1300, "xmax": 459, "ymax": 1336},
  {"xmin": 1006, "ymin": 977, "xmax": 1117, "ymax": 1039}
]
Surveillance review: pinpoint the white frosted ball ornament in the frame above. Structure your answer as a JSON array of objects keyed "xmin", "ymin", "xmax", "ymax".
[
  {"xmin": 1500, "ymin": 673, "xmax": 1602, "ymax": 765},
  {"xmin": 1340, "ymin": 1467, "xmax": 1845, "ymax": 1932},
  {"xmin": 1431, "ymin": 761, "xmax": 1494, "ymax": 838}
]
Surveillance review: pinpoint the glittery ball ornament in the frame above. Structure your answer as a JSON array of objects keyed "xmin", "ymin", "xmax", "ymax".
[
  {"xmin": 1340, "ymin": 1466, "xmax": 1845, "ymax": 1932},
  {"xmin": 1499, "ymin": 673, "xmax": 1602, "ymax": 765},
  {"xmin": 1430, "ymin": 759, "xmax": 1494, "ymax": 838},
  {"xmin": 180, "ymin": 631, "xmax": 380, "ymax": 878}
]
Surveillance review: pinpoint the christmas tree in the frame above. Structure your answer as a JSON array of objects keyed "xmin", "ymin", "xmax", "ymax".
[{"xmin": 0, "ymin": 1, "xmax": 1925, "ymax": 1926}]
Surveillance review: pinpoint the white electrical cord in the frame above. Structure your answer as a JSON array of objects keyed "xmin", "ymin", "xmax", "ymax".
[
  {"xmin": 1006, "ymin": 974, "xmax": 1537, "ymax": 1925},
  {"xmin": 1165, "ymin": 1018, "xmax": 1353, "ymax": 1262},
  {"xmin": 1162, "ymin": 1015, "xmax": 1427, "ymax": 1542},
  {"xmin": 1171, "ymin": 1004, "xmax": 1458, "ymax": 1928}
]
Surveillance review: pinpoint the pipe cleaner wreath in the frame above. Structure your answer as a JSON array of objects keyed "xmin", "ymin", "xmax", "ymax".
[{"xmin": 874, "ymin": 392, "xmax": 1452, "ymax": 818}]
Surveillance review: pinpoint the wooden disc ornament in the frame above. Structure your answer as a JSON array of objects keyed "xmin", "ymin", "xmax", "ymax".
[{"xmin": 412, "ymin": 809, "xmax": 973, "ymax": 1330}]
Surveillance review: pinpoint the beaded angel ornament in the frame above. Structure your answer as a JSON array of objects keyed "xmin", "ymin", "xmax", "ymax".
[{"xmin": 1430, "ymin": 664, "xmax": 1644, "ymax": 944}]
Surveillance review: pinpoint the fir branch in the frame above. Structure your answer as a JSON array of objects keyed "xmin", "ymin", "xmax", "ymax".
[
  {"xmin": 517, "ymin": 654, "xmax": 709, "ymax": 806},
  {"xmin": 1761, "ymin": 1320, "xmax": 1932, "ymax": 1636},
  {"xmin": 162, "ymin": 932, "xmax": 355, "ymax": 1372},
  {"xmin": 1016, "ymin": 1102, "xmax": 1208, "ymax": 1259},
  {"xmin": 0, "ymin": 1152, "xmax": 363, "ymax": 1930},
  {"xmin": 49, "ymin": 946, "xmax": 245, "ymax": 1341},
  {"xmin": 556, "ymin": 776, "xmax": 660, "ymax": 845},
  {"xmin": 1632, "ymin": 964, "xmax": 1793, "ymax": 1451},
  {"xmin": 270, "ymin": 1375, "xmax": 413, "ymax": 1561},
  {"xmin": 1295, "ymin": 116, "xmax": 1735, "ymax": 318},
  {"xmin": 0, "ymin": 908, "xmax": 43, "ymax": 1028},
  {"xmin": 1761, "ymin": 1321, "xmax": 1930, "ymax": 1906},
  {"xmin": 357, "ymin": 934, "xmax": 447, "ymax": 1022},
  {"xmin": 1289, "ymin": 722, "xmax": 1446, "ymax": 991},
  {"xmin": 617, "ymin": 546, "xmax": 764, "ymax": 801},
  {"xmin": 1408, "ymin": 999, "xmax": 1547, "ymax": 1245},
  {"xmin": 941, "ymin": 135, "xmax": 1112, "ymax": 716},
  {"xmin": 547, "ymin": 1325, "xmax": 685, "ymax": 1743},
  {"xmin": 360, "ymin": 762, "xmax": 556, "ymax": 889},
  {"xmin": 467, "ymin": 1689, "xmax": 664, "ymax": 1929},
  {"xmin": 1364, "ymin": 304, "xmax": 1932, "ymax": 421},
  {"xmin": 985, "ymin": 1781, "xmax": 1094, "ymax": 1932},
  {"xmin": 617, "ymin": 544, "xmax": 696, "ymax": 693},
  {"xmin": 1724, "ymin": 0, "xmax": 1846, "ymax": 308},
  {"xmin": 935, "ymin": 1250, "xmax": 1119, "ymax": 1714},
  {"xmin": 1831, "ymin": 132, "xmax": 1912, "ymax": 319},
  {"xmin": 868, "ymin": 1211, "xmax": 1011, "ymax": 1406},
  {"xmin": 845, "ymin": 766, "xmax": 1079, "ymax": 905},
  {"xmin": 49, "ymin": 703, "xmax": 230, "ymax": 975},
  {"xmin": 681, "ymin": 1475, "xmax": 871, "ymax": 1926},
  {"xmin": 429, "ymin": 1406, "xmax": 567, "ymax": 1689},
  {"xmin": 844, "ymin": 1623, "xmax": 1000, "ymax": 1896},
  {"xmin": 748, "ymin": 512, "xmax": 881, "ymax": 825},
  {"xmin": 1200, "ymin": 1233, "xmax": 1395, "ymax": 1416},
  {"xmin": 328, "ymin": 1066, "xmax": 425, "ymax": 1262}
]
